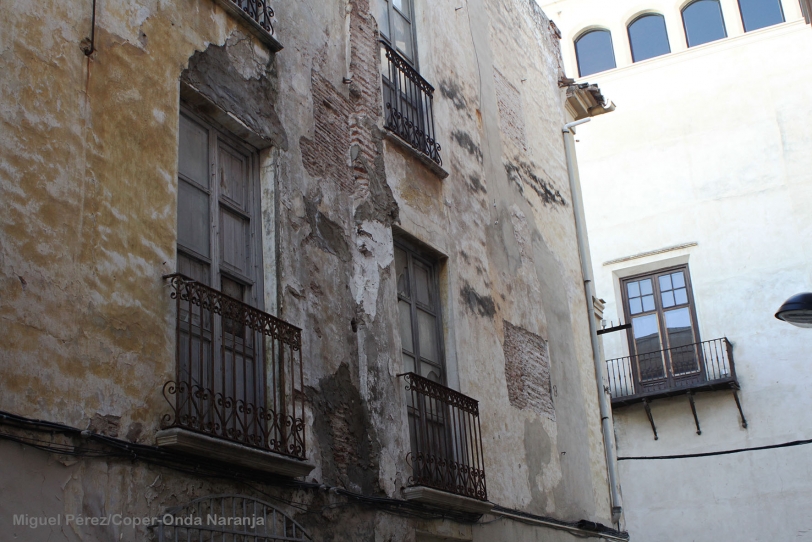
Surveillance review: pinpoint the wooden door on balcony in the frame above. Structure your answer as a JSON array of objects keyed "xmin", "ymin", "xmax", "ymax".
[
  {"xmin": 394, "ymin": 240, "xmax": 456, "ymax": 485},
  {"xmin": 175, "ymin": 108, "xmax": 266, "ymax": 439},
  {"xmin": 621, "ymin": 265, "xmax": 704, "ymax": 393}
]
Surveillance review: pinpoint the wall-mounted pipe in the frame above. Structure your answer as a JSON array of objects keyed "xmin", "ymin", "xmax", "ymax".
[
  {"xmin": 81, "ymin": 0, "xmax": 97, "ymax": 56},
  {"xmin": 562, "ymin": 118, "xmax": 623, "ymax": 524}
]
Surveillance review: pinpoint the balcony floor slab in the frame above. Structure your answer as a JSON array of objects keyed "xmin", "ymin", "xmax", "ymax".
[
  {"xmin": 156, "ymin": 427, "xmax": 314, "ymax": 478},
  {"xmin": 402, "ymin": 486, "xmax": 493, "ymax": 514}
]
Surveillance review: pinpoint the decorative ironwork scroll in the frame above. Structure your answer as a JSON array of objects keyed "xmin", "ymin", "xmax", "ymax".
[{"xmin": 162, "ymin": 274, "xmax": 305, "ymax": 461}]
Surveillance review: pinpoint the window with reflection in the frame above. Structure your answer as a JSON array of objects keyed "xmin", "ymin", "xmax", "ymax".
[
  {"xmin": 628, "ymin": 14, "xmax": 671, "ymax": 62},
  {"xmin": 682, "ymin": 0, "xmax": 727, "ymax": 47},
  {"xmin": 575, "ymin": 29, "xmax": 617, "ymax": 77},
  {"xmin": 395, "ymin": 241, "xmax": 445, "ymax": 385},
  {"xmin": 378, "ymin": 0, "xmax": 417, "ymax": 66},
  {"xmin": 738, "ymin": 0, "xmax": 784, "ymax": 31},
  {"xmin": 622, "ymin": 266, "xmax": 701, "ymax": 385}
]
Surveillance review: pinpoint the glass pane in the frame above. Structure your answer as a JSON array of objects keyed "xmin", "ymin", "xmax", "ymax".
[
  {"xmin": 659, "ymin": 274, "xmax": 672, "ymax": 292},
  {"xmin": 395, "ymin": 247, "xmax": 409, "ymax": 298},
  {"xmin": 398, "ymin": 300, "xmax": 414, "ymax": 353},
  {"xmin": 671, "ymin": 272, "xmax": 685, "ymax": 288},
  {"xmin": 417, "ymin": 309, "xmax": 438, "ymax": 362},
  {"xmin": 633, "ymin": 314, "xmax": 665, "ymax": 380},
  {"xmin": 421, "ymin": 362, "xmax": 442, "ymax": 383},
  {"xmin": 575, "ymin": 30, "xmax": 616, "ymax": 77},
  {"xmin": 632, "ymin": 314, "xmax": 661, "ymax": 354},
  {"xmin": 683, "ymin": 0, "xmax": 727, "ymax": 47},
  {"xmin": 393, "ymin": 11, "xmax": 414, "ymax": 62},
  {"xmin": 640, "ymin": 279, "xmax": 653, "ymax": 295},
  {"xmin": 739, "ymin": 0, "xmax": 784, "ymax": 31},
  {"xmin": 402, "ymin": 353, "xmax": 416, "ymax": 374},
  {"xmin": 178, "ymin": 180, "xmax": 210, "ymax": 258},
  {"xmin": 178, "ymin": 115, "xmax": 209, "ymax": 187},
  {"xmin": 642, "ymin": 295, "xmax": 655, "ymax": 312},
  {"xmin": 627, "ymin": 281, "xmax": 640, "ymax": 298},
  {"xmin": 674, "ymin": 288, "xmax": 688, "ymax": 305},
  {"xmin": 630, "ymin": 298, "xmax": 643, "ymax": 315},
  {"xmin": 662, "ymin": 290, "xmax": 675, "ymax": 308},
  {"xmin": 628, "ymin": 14, "xmax": 671, "ymax": 62},
  {"xmin": 377, "ymin": 0, "xmax": 390, "ymax": 37},
  {"xmin": 414, "ymin": 264, "xmax": 431, "ymax": 306},
  {"xmin": 665, "ymin": 308, "xmax": 698, "ymax": 373},
  {"xmin": 393, "ymin": 0, "xmax": 410, "ymax": 18}
]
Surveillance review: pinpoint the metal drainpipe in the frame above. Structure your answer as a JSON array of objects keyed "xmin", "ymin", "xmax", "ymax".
[{"xmin": 563, "ymin": 118, "xmax": 623, "ymax": 524}]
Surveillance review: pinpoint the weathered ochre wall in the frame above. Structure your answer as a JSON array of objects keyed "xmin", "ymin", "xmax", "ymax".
[{"xmin": 0, "ymin": 0, "xmax": 615, "ymax": 539}]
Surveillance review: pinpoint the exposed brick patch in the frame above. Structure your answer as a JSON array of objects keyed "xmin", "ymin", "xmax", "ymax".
[
  {"xmin": 494, "ymin": 68, "xmax": 526, "ymax": 152},
  {"xmin": 300, "ymin": 72, "xmax": 354, "ymax": 192},
  {"xmin": 503, "ymin": 321, "xmax": 554, "ymax": 419},
  {"xmin": 348, "ymin": 0, "xmax": 385, "ymax": 203}
]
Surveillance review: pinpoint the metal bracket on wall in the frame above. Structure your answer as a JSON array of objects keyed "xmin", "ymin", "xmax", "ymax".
[
  {"xmin": 687, "ymin": 391, "xmax": 701, "ymax": 435},
  {"xmin": 731, "ymin": 386, "xmax": 748, "ymax": 429},
  {"xmin": 642, "ymin": 399, "xmax": 658, "ymax": 440}
]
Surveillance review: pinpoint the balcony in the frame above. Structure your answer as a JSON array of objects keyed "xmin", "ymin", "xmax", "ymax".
[
  {"xmin": 214, "ymin": 0, "xmax": 282, "ymax": 52},
  {"xmin": 398, "ymin": 373, "xmax": 492, "ymax": 514},
  {"xmin": 157, "ymin": 274, "xmax": 312, "ymax": 477},
  {"xmin": 607, "ymin": 337, "xmax": 739, "ymax": 407},
  {"xmin": 381, "ymin": 42, "xmax": 444, "ymax": 172}
]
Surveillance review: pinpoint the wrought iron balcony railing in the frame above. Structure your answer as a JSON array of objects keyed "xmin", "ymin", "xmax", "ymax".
[
  {"xmin": 162, "ymin": 274, "xmax": 305, "ymax": 460},
  {"xmin": 230, "ymin": 0, "xmax": 275, "ymax": 35},
  {"xmin": 607, "ymin": 337, "xmax": 738, "ymax": 405},
  {"xmin": 381, "ymin": 41, "xmax": 442, "ymax": 166},
  {"xmin": 399, "ymin": 372, "xmax": 487, "ymax": 502}
]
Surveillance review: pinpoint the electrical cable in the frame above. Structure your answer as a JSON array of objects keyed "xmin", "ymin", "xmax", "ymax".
[
  {"xmin": 0, "ymin": 410, "xmax": 628, "ymax": 537},
  {"xmin": 618, "ymin": 437, "xmax": 812, "ymax": 461}
]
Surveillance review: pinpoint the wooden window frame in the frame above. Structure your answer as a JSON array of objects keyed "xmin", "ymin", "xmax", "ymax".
[
  {"xmin": 620, "ymin": 264, "xmax": 705, "ymax": 393},
  {"xmin": 177, "ymin": 105, "xmax": 264, "ymax": 310},
  {"xmin": 395, "ymin": 238, "xmax": 446, "ymax": 385},
  {"xmin": 378, "ymin": 0, "xmax": 420, "ymax": 69}
]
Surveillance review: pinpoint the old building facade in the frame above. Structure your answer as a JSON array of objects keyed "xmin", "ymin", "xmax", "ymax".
[
  {"xmin": 540, "ymin": 0, "xmax": 812, "ymax": 539},
  {"xmin": 0, "ymin": 0, "xmax": 626, "ymax": 540}
]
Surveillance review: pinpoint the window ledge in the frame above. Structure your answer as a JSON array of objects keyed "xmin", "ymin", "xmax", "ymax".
[
  {"xmin": 156, "ymin": 428, "xmax": 314, "ymax": 478},
  {"xmin": 402, "ymin": 486, "xmax": 493, "ymax": 514},
  {"xmin": 213, "ymin": 0, "xmax": 283, "ymax": 53},
  {"xmin": 384, "ymin": 131, "xmax": 449, "ymax": 180}
]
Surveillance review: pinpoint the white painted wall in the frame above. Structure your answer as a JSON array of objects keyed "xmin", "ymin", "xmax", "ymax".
[{"xmin": 538, "ymin": 0, "xmax": 812, "ymax": 539}]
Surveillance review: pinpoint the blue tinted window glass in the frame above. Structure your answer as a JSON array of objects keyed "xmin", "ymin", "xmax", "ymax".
[
  {"xmin": 575, "ymin": 30, "xmax": 617, "ymax": 77},
  {"xmin": 739, "ymin": 0, "xmax": 784, "ymax": 31},
  {"xmin": 628, "ymin": 14, "xmax": 671, "ymax": 62},
  {"xmin": 682, "ymin": 0, "xmax": 727, "ymax": 47}
]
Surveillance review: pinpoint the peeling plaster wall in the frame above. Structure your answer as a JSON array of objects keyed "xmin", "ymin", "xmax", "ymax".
[{"xmin": 0, "ymin": 0, "xmax": 613, "ymax": 539}]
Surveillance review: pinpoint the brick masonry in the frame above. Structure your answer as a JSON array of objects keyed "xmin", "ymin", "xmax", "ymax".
[
  {"xmin": 300, "ymin": 72, "xmax": 354, "ymax": 193},
  {"xmin": 503, "ymin": 320, "xmax": 555, "ymax": 419},
  {"xmin": 494, "ymin": 68, "xmax": 527, "ymax": 152}
]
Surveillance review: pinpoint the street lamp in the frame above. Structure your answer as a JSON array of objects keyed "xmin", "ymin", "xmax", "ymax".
[{"xmin": 775, "ymin": 292, "xmax": 812, "ymax": 328}]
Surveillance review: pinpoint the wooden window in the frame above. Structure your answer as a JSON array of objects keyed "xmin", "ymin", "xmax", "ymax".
[
  {"xmin": 175, "ymin": 107, "xmax": 264, "ymax": 410},
  {"xmin": 394, "ymin": 241, "xmax": 445, "ymax": 384},
  {"xmin": 176, "ymin": 108, "xmax": 262, "ymax": 305},
  {"xmin": 377, "ymin": 0, "xmax": 418, "ymax": 66},
  {"xmin": 621, "ymin": 265, "xmax": 703, "ymax": 389}
]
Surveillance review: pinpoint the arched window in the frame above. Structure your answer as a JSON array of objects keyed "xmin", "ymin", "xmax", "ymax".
[
  {"xmin": 628, "ymin": 14, "xmax": 671, "ymax": 62},
  {"xmin": 738, "ymin": 0, "xmax": 784, "ymax": 31},
  {"xmin": 682, "ymin": 0, "xmax": 727, "ymax": 47},
  {"xmin": 575, "ymin": 30, "xmax": 617, "ymax": 77}
]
